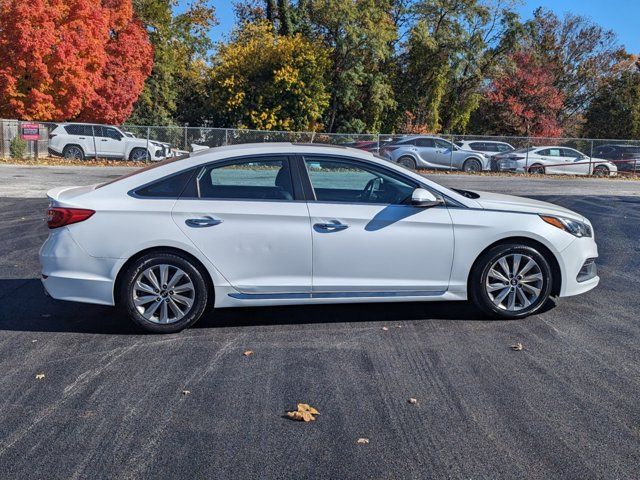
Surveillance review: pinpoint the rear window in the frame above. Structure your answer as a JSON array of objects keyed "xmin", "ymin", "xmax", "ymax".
[
  {"xmin": 133, "ymin": 168, "xmax": 198, "ymax": 198},
  {"xmin": 97, "ymin": 154, "xmax": 191, "ymax": 189}
]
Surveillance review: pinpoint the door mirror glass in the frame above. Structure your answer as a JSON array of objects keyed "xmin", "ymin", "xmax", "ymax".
[{"xmin": 411, "ymin": 188, "xmax": 441, "ymax": 207}]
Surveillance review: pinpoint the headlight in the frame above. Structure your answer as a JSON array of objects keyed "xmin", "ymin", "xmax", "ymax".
[{"xmin": 540, "ymin": 215, "xmax": 592, "ymax": 238}]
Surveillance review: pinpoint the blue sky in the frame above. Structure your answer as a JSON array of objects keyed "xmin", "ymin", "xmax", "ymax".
[{"xmin": 182, "ymin": 1, "xmax": 639, "ymax": 52}]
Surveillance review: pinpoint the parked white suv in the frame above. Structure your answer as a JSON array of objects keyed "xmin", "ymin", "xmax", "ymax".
[{"xmin": 48, "ymin": 123, "xmax": 168, "ymax": 161}]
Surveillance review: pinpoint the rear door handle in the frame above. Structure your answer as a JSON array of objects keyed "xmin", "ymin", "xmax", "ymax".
[
  {"xmin": 314, "ymin": 222, "xmax": 349, "ymax": 232},
  {"xmin": 185, "ymin": 216, "xmax": 223, "ymax": 228}
]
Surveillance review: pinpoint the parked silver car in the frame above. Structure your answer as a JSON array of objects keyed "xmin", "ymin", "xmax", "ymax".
[
  {"xmin": 379, "ymin": 135, "xmax": 489, "ymax": 172},
  {"xmin": 494, "ymin": 146, "xmax": 618, "ymax": 176}
]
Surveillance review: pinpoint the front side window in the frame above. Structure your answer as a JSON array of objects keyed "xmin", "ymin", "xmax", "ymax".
[
  {"xmin": 195, "ymin": 157, "xmax": 294, "ymax": 201},
  {"xmin": 434, "ymin": 139, "xmax": 453, "ymax": 149},
  {"xmin": 104, "ymin": 127, "xmax": 123, "ymax": 140},
  {"xmin": 304, "ymin": 157, "xmax": 416, "ymax": 205}
]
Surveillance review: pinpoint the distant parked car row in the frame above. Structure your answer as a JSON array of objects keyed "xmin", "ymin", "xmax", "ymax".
[{"xmin": 48, "ymin": 123, "xmax": 174, "ymax": 161}]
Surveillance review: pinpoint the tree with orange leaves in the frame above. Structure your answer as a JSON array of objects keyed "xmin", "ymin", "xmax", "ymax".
[{"xmin": 0, "ymin": 0, "xmax": 153, "ymax": 124}]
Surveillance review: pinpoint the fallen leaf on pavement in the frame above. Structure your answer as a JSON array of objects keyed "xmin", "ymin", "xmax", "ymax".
[
  {"xmin": 182, "ymin": 390, "xmax": 191, "ymax": 395},
  {"xmin": 511, "ymin": 343, "xmax": 524, "ymax": 351},
  {"xmin": 408, "ymin": 398, "xmax": 418, "ymax": 404},
  {"xmin": 357, "ymin": 438, "xmax": 370, "ymax": 444},
  {"xmin": 35, "ymin": 373, "xmax": 45, "ymax": 380},
  {"xmin": 381, "ymin": 327, "xmax": 389, "ymax": 331},
  {"xmin": 243, "ymin": 350, "xmax": 253, "ymax": 356},
  {"xmin": 286, "ymin": 403, "xmax": 320, "ymax": 422}
]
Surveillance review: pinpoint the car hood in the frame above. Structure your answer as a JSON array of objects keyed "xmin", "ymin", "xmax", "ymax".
[{"xmin": 471, "ymin": 191, "xmax": 586, "ymax": 221}]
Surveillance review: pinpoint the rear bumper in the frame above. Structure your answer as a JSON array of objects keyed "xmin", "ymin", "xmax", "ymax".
[{"xmin": 39, "ymin": 227, "xmax": 119, "ymax": 306}]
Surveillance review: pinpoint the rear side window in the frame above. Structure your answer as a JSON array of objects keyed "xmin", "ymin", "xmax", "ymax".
[
  {"xmin": 193, "ymin": 157, "xmax": 295, "ymax": 201},
  {"xmin": 64, "ymin": 124, "xmax": 92, "ymax": 135},
  {"xmin": 134, "ymin": 169, "xmax": 198, "ymax": 198},
  {"xmin": 416, "ymin": 138, "xmax": 435, "ymax": 147}
]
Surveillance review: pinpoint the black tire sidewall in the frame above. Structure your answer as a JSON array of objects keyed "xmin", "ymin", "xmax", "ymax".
[
  {"xmin": 398, "ymin": 156, "xmax": 416, "ymax": 170},
  {"xmin": 464, "ymin": 159, "xmax": 481, "ymax": 172},
  {"xmin": 130, "ymin": 148, "xmax": 149, "ymax": 161},
  {"xmin": 470, "ymin": 244, "xmax": 553, "ymax": 319},
  {"xmin": 64, "ymin": 145, "xmax": 84, "ymax": 160},
  {"xmin": 530, "ymin": 164, "xmax": 544, "ymax": 174},
  {"xmin": 120, "ymin": 252, "xmax": 209, "ymax": 333},
  {"xmin": 594, "ymin": 166, "xmax": 608, "ymax": 176}
]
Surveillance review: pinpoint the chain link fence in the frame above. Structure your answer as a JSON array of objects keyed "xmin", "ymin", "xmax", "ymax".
[{"xmin": 1, "ymin": 119, "xmax": 638, "ymax": 176}]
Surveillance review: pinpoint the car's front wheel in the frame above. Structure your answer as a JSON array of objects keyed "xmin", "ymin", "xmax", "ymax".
[
  {"xmin": 119, "ymin": 251, "xmax": 210, "ymax": 333},
  {"xmin": 593, "ymin": 165, "xmax": 609, "ymax": 177},
  {"xmin": 129, "ymin": 148, "xmax": 151, "ymax": 162},
  {"xmin": 469, "ymin": 243, "xmax": 553, "ymax": 319},
  {"xmin": 463, "ymin": 158, "xmax": 482, "ymax": 173}
]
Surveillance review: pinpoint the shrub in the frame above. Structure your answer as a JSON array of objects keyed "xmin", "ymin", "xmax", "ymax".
[{"xmin": 10, "ymin": 135, "xmax": 27, "ymax": 159}]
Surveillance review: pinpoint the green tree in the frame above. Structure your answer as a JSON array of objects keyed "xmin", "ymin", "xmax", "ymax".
[
  {"xmin": 129, "ymin": 0, "xmax": 217, "ymax": 126},
  {"xmin": 397, "ymin": 0, "xmax": 520, "ymax": 134},
  {"xmin": 306, "ymin": 0, "xmax": 397, "ymax": 133},
  {"xmin": 209, "ymin": 21, "xmax": 330, "ymax": 131},
  {"xmin": 584, "ymin": 58, "xmax": 640, "ymax": 139}
]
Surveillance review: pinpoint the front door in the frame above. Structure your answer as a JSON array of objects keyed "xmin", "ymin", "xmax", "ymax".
[
  {"xmin": 302, "ymin": 156, "xmax": 454, "ymax": 294},
  {"xmin": 172, "ymin": 156, "xmax": 312, "ymax": 294}
]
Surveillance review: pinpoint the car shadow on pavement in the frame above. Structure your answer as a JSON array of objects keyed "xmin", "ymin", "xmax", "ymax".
[{"xmin": 0, "ymin": 278, "xmax": 556, "ymax": 335}]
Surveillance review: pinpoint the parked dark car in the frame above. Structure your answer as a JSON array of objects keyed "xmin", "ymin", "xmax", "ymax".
[{"xmin": 592, "ymin": 145, "xmax": 640, "ymax": 173}]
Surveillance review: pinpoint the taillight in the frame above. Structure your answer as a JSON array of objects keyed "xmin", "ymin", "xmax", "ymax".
[{"xmin": 47, "ymin": 208, "xmax": 95, "ymax": 229}]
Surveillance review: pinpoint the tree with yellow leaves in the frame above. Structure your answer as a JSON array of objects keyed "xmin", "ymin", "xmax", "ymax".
[{"xmin": 209, "ymin": 21, "xmax": 330, "ymax": 131}]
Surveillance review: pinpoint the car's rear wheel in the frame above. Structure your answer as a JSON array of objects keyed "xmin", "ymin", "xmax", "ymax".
[
  {"xmin": 593, "ymin": 165, "xmax": 609, "ymax": 177},
  {"xmin": 63, "ymin": 145, "xmax": 85, "ymax": 160},
  {"xmin": 469, "ymin": 243, "xmax": 553, "ymax": 319},
  {"xmin": 129, "ymin": 148, "xmax": 150, "ymax": 162},
  {"xmin": 528, "ymin": 163, "xmax": 545, "ymax": 174},
  {"xmin": 463, "ymin": 158, "xmax": 482, "ymax": 173},
  {"xmin": 398, "ymin": 156, "xmax": 417, "ymax": 170},
  {"xmin": 119, "ymin": 252, "xmax": 209, "ymax": 333}
]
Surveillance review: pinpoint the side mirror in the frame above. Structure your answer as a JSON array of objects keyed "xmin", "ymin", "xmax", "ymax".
[{"xmin": 411, "ymin": 188, "xmax": 442, "ymax": 207}]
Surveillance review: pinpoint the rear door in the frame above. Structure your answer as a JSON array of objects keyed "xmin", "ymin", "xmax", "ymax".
[
  {"xmin": 302, "ymin": 155, "xmax": 454, "ymax": 294},
  {"xmin": 171, "ymin": 156, "xmax": 312, "ymax": 294}
]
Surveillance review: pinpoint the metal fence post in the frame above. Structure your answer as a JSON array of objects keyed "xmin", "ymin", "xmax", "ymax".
[
  {"xmin": 449, "ymin": 134, "xmax": 454, "ymax": 170},
  {"xmin": 589, "ymin": 139, "xmax": 594, "ymax": 175},
  {"xmin": 146, "ymin": 127, "xmax": 150, "ymax": 162},
  {"xmin": 92, "ymin": 126, "xmax": 98, "ymax": 160},
  {"xmin": 225, "ymin": 129, "xmax": 230, "ymax": 146},
  {"xmin": 525, "ymin": 136, "xmax": 530, "ymax": 173},
  {"xmin": 184, "ymin": 123, "xmax": 188, "ymax": 151}
]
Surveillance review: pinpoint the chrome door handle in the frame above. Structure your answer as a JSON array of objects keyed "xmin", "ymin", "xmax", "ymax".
[
  {"xmin": 185, "ymin": 216, "xmax": 222, "ymax": 228},
  {"xmin": 314, "ymin": 222, "xmax": 349, "ymax": 231}
]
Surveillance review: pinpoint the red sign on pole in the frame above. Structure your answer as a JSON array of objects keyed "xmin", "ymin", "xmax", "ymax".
[{"xmin": 21, "ymin": 123, "xmax": 40, "ymax": 141}]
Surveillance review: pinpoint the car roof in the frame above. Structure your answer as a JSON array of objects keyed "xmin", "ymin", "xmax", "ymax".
[{"xmin": 55, "ymin": 122, "xmax": 119, "ymax": 127}]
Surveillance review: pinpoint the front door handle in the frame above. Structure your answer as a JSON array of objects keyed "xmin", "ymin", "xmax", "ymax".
[
  {"xmin": 185, "ymin": 216, "xmax": 223, "ymax": 228},
  {"xmin": 314, "ymin": 222, "xmax": 349, "ymax": 232}
]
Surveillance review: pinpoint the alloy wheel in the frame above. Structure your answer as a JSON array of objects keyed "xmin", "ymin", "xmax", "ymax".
[
  {"xmin": 132, "ymin": 264, "xmax": 195, "ymax": 324},
  {"xmin": 485, "ymin": 253, "xmax": 543, "ymax": 312}
]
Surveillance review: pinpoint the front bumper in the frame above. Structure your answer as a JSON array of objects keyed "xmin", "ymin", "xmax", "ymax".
[
  {"xmin": 40, "ymin": 227, "xmax": 119, "ymax": 306},
  {"xmin": 557, "ymin": 236, "xmax": 599, "ymax": 297}
]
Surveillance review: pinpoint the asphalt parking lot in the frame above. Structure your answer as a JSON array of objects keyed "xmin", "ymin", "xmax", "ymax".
[{"xmin": 1, "ymin": 164, "xmax": 639, "ymax": 479}]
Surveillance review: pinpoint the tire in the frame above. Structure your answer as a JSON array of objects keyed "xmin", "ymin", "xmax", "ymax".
[
  {"xmin": 593, "ymin": 165, "xmax": 609, "ymax": 177},
  {"xmin": 463, "ymin": 158, "xmax": 482, "ymax": 173},
  {"xmin": 119, "ymin": 251, "xmax": 210, "ymax": 333},
  {"xmin": 528, "ymin": 163, "xmax": 545, "ymax": 174},
  {"xmin": 129, "ymin": 148, "xmax": 150, "ymax": 162},
  {"xmin": 469, "ymin": 243, "xmax": 553, "ymax": 319},
  {"xmin": 63, "ymin": 145, "xmax": 85, "ymax": 160},
  {"xmin": 398, "ymin": 156, "xmax": 417, "ymax": 170}
]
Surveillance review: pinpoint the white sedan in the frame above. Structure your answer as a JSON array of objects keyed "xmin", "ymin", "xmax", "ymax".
[
  {"xmin": 40, "ymin": 143, "xmax": 599, "ymax": 333},
  {"xmin": 495, "ymin": 146, "xmax": 617, "ymax": 176}
]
